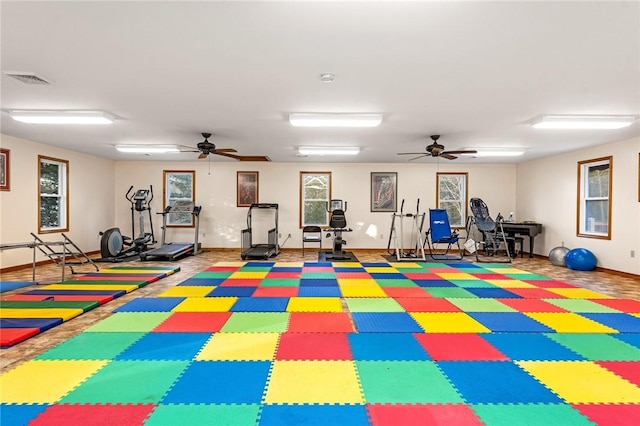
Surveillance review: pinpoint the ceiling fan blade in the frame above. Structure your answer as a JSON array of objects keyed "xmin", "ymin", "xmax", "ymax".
[
  {"xmin": 441, "ymin": 153, "xmax": 458, "ymax": 160},
  {"xmin": 214, "ymin": 151, "xmax": 271, "ymax": 161},
  {"xmin": 442, "ymin": 150, "xmax": 478, "ymax": 155},
  {"xmin": 198, "ymin": 152, "xmax": 208, "ymax": 159},
  {"xmin": 408, "ymin": 154, "xmax": 428, "ymax": 161},
  {"xmin": 397, "ymin": 152, "xmax": 426, "ymax": 155},
  {"xmin": 212, "ymin": 148, "xmax": 238, "ymax": 153}
]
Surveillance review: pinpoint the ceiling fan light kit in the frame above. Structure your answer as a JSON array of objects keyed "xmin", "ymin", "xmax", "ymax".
[
  {"xmin": 289, "ymin": 113, "xmax": 382, "ymax": 128},
  {"xmin": 397, "ymin": 135, "xmax": 477, "ymax": 161},
  {"xmin": 10, "ymin": 109, "xmax": 115, "ymax": 124},
  {"xmin": 298, "ymin": 146, "xmax": 360, "ymax": 156},
  {"xmin": 531, "ymin": 115, "xmax": 636, "ymax": 130}
]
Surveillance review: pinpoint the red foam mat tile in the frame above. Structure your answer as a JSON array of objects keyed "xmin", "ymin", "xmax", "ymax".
[
  {"xmin": 30, "ymin": 404, "xmax": 156, "ymax": 426},
  {"xmin": 414, "ymin": 333, "xmax": 508, "ymax": 361},
  {"xmin": 276, "ymin": 332, "xmax": 353, "ymax": 360},
  {"xmin": 497, "ymin": 298, "xmax": 568, "ymax": 312},
  {"xmin": 572, "ymin": 404, "xmax": 640, "ymax": 426},
  {"xmin": 288, "ymin": 312, "xmax": 355, "ymax": 332},
  {"xmin": 597, "ymin": 361, "xmax": 640, "ymax": 387},
  {"xmin": 219, "ymin": 279, "xmax": 263, "ymax": 287},
  {"xmin": 591, "ymin": 299, "xmax": 640, "ymax": 313},
  {"xmin": 253, "ymin": 287, "xmax": 299, "ymax": 297},
  {"xmin": 395, "ymin": 298, "xmax": 462, "ymax": 312},
  {"xmin": 367, "ymin": 403, "xmax": 483, "ymax": 426},
  {"xmin": 525, "ymin": 280, "xmax": 578, "ymax": 288},
  {"xmin": 153, "ymin": 312, "xmax": 232, "ymax": 332},
  {"xmin": 383, "ymin": 288, "xmax": 433, "ymax": 298}
]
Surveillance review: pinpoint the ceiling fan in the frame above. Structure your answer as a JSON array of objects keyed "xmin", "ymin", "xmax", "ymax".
[
  {"xmin": 397, "ymin": 135, "xmax": 477, "ymax": 161},
  {"xmin": 181, "ymin": 133, "xmax": 270, "ymax": 161}
]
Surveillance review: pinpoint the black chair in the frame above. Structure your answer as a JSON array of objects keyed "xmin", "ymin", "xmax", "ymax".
[
  {"xmin": 468, "ymin": 198, "xmax": 514, "ymax": 262},
  {"xmin": 301, "ymin": 226, "xmax": 322, "ymax": 255}
]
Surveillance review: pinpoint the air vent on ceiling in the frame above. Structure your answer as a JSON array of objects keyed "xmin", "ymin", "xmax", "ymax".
[{"xmin": 4, "ymin": 72, "xmax": 51, "ymax": 85}]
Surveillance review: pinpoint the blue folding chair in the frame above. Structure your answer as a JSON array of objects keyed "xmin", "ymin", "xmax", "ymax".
[{"xmin": 425, "ymin": 209, "xmax": 463, "ymax": 260}]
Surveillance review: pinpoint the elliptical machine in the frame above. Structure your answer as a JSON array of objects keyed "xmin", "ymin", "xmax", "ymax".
[
  {"xmin": 98, "ymin": 186, "xmax": 156, "ymax": 262},
  {"xmin": 323, "ymin": 199, "xmax": 356, "ymax": 261}
]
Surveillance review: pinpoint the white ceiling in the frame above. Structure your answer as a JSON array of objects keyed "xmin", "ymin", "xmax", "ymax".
[{"xmin": 1, "ymin": 1, "xmax": 639, "ymax": 164}]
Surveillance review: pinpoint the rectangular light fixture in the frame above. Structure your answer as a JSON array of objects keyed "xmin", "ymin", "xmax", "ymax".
[
  {"xmin": 466, "ymin": 148, "xmax": 525, "ymax": 157},
  {"xmin": 531, "ymin": 115, "xmax": 636, "ymax": 130},
  {"xmin": 289, "ymin": 113, "xmax": 382, "ymax": 128},
  {"xmin": 298, "ymin": 146, "xmax": 360, "ymax": 156},
  {"xmin": 10, "ymin": 110, "xmax": 115, "ymax": 124},
  {"xmin": 116, "ymin": 145, "xmax": 180, "ymax": 154}
]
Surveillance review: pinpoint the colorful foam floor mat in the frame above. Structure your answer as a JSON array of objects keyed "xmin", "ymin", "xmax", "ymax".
[
  {"xmin": 2, "ymin": 261, "xmax": 640, "ymax": 425},
  {"xmin": 0, "ymin": 266, "xmax": 180, "ymax": 348}
]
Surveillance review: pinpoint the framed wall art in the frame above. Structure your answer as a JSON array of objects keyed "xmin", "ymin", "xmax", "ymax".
[
  {"xmin": 371, "ymin": 172, "xmax": 397, "ymax": 212},
  {"xmin": 0, "ymin": 148, "xmax": 10, "ymax": 191},
  {"xmin": 237, "ymin": 171, "xmax": 259, "ymax": 207}
]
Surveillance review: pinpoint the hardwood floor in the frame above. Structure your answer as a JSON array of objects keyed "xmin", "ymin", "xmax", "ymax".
[{"xmin": 1, "ymin": 248, "xmax": 638, "ymax": 374}]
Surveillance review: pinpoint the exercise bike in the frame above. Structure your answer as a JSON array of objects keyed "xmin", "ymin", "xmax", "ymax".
[
  {"xmin": 98, "ymin": 186, "xmax": 156, "ymax": 262},
  {"xmin": 323, "ymin": 199, "xmax": 356, "ymax": 261}
]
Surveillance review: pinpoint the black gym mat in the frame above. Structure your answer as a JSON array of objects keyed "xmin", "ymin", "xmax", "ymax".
[{"xmin": 317, "ymin": 251, "xmax": 359, "ymax": 263}]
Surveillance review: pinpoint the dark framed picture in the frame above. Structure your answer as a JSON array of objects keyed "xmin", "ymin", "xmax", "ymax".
[
  {"xmin": 0, "ymin": 148, "xmax": 10, "ymax": 191},
  {"xmin": 237, "ymin": 171, "xmax": 259, "ymax": 207},
  {"xmin": 371, "ymin": 172, "xmax": 397, "ymax": 212}
]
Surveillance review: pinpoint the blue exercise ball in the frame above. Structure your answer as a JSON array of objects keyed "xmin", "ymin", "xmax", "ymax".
[
  {"xmin": 549, "ymin": 246, "xmax": 570, "ymax": 267},
  {"xmin": 565, "ymin": 248, "xmax": 597, "ymax": 271}
]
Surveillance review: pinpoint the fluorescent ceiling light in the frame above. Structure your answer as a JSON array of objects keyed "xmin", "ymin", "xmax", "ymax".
[
  {"xmin": 298, "ymin": 146, "xmax": 360, "ymax": 156},
  {"xmin": 116, "ymin": 145, "xmax": 180, "ymax": 153},
  {"xmin": 10, "ymin": 110, "xmax": 115, "ymax": 124},
  {"xmin": 531, "ymin": 115, "xmax": 636, "ymax": 130},
  {"xmin": 466, "ymin": 148, "xmax": 525, "ymax": 157},
  {"xmin": 289, "ymin": 113, "xmax": 382, "ymax": 128}
]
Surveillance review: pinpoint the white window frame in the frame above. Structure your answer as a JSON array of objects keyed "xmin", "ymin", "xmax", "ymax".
[
  {"xmin": 436, "ymin": 172, "xmax": 468, "ymax": 228},
  {"xmin": 577, "ymin": 156, "xmax": 612, "ymax": 239},
  {"xmin": 299, "ymin": 171, "xmax": 332, "ymax": 228},
  {"xmin": 38, "ymin": 155, "xmax": 69, "ymax": 233},
  {"xmin": 163, "ymin": 170, "xmax": 195, "ymax": 227}
]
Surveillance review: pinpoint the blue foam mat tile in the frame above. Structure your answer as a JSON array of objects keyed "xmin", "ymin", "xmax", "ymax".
[
  {"xmin": 161, "ymin": 360, "xmax": 271, "ymax": 403},
  {"xmin": 370, "ymin": 273, "xmax": 407, "ymax": 280},
  {"xmin": 334, "ymin": 267, "xmax": 366, "ymax": 273},
  {"xmin": 304, "ymin": 262, "xmax": 332, "ymax": 267},
  {"xmin": 298, "ymin": 287, "xmax": 342, "ymax": 297},
  {"xmin": 348, "ymin": 332, "xmax": 431, "ymax": 360},
  {"xmin": 116, "ymin": 332, "xmax": 212, "ymax": 360},
  {"xmin": 299, "ymin": 279, "xmax": 339, "ymax": 287},
  {"xmin": 468, "ymin": 312, "xmax": 555, "ymax": 333},
  {"xmin": 352, "ymin": 312, "xmax": 423, "ymax": 333},
  {"xmin": 230, "ymin": 297, "xmax": 289, "ymax": 312},
  {"xmin": 581, "ymin": 313, "xmax": 640, "ymax": 333},
  {"xmin": 259, "ymin": 404, "xmax": 370, "ymax": 426},
  {"xmin": 0, "ymin": 404, "xmax": 48, "ymax": 426},
  {"xmin": 615, "ymin": 333, "xmax": 640, "ymax": 349},
  {"xmin": 467, "ymin": 288, "xmax": 522, "ymax": 299},
  {"xmin": 482, "ymin": 333, "xmax": 585, "ymax": 361},
  {"xmin": 208, "ymin": 286, "xmax": 257, "ymax": 297},
  {"xmin": 0, "ymin": 317, "xmax": 63, "ymax": 331},
  {"xmin": 437, "ymin": 361, "xmax": 562, "ymax": 403},
  {"xmin": 413, "ymin": 280, "xmax": 457, "ymax": 288},
  {"xmin": 243, "ymin": 262, "xmax": 275, "ymax": 267},
  {"xmin": 271, "ymin": 267, "xmax": 303, "ymax": 272},
  {"xmin": 113, "ymin": 297, "xmax": 186, "ymax": 313},
  {"xmin": 178, "ymin": 277, "xmax": 226, "ymax": 286},
  {"xmin": 361, "ymin": 262, "xmax": 395, "ymax": 267}
]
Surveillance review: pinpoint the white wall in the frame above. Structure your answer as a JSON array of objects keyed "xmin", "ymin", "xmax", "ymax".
[
  {"xmin": 0, "ymin": 134, "xmax": 115, "ymax": 268},
  {"xmin": 114, "ymin": 161, "xmax": 516, "ymax": 251},
  {"xmin": 516, "ymin": 136, "xmax": 640, "ymax": 275}
]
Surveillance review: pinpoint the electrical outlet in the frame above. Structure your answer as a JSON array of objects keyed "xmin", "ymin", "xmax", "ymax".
[
  {"xmin": 631, "ymin": 250, "xmax": 636, "ymax": 258},
  {"xmin": 288, "ymin": 233, "xmax": 292, "ymax": 238}
]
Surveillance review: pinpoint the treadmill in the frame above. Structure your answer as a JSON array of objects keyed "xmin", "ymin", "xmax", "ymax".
[
  {"xmin": 241, "ymin": 203, "xmax": 280, "ymax": 260},
  {"xmin": 140, "ymin": 200, "xmax": 202, "ymax": 261}
]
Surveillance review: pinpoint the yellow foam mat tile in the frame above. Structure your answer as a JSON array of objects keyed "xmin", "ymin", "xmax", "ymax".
[
  {"xmin": 228, "ymin": 272, "xmax": 268, "ymax": 279},
  {"xmin": 337, "ymin": 278, "xmax": 378, "ymax": 286},
  {"xmin": 286, "ymin": 297, "xmax": 343, "ymax": 312},
  {"xmin": 410, "ymin": 312, "xmax": 491, "ymax": 333},
  {"xmin": 633, "ymin": 313, "xmax": 640, "ymax": 318},
  {"xmin": 364, "ymin": 267, "xmax": 398, "ymax": 273},
  {"xmin": 274, "ymin": 262, "xmax": 304, "ymax": 267},
  {"xmin": 41, "ymin": 284, "xmax": 138, "ymax": 292},
  {"xmin": 387, "ymin": 262, "xmax": 422, "ymax": 268},
  {"xmin": 158, "ymin": 286, "xmax": 215, "ymax": 298},
  {"xmin": 436, "ymin": 273, "xmax": 479, "ymax": 280},
  {"xmin": 339, "ymin": 285, "xmax": 387, "ymax": 297},
  {"xmin": 487, "ymin": 267, "xmax": 527, "ymax": 274},
  {"xmin": 0, "ymin": 308, "xmax": 83, "ymax": 320},
  {"xmin": 331, "ymin": 262, "xmax": 362, "ymax": 268},
  {"xmin": 196, "ymin": 332, "xmax": 279, "ymax": 360},
  {"xmin": 172, "ymin": 297, "xmax": 237, "ymax": 312},
  {"xmin": 545, "ymin": 288, "xmax": 612, "ymax": 299},
  {"xmin": 517, "ymin": 360, "xmax": 640, "ymax": 403},
  {"xmin": 526, "ymin": 312, "xmax": 618, "ymax": 333},
  {"xmin": 264, "ymin": 360, "xmax": 364, "ymax": 404},
  {"xmin": 487, "ymin": 279, "xmax": 537, "ymax": 289},
  {"xmin": 0, "ymin": 359, "xmax": 107, "ymax": 403},
  {"xmin": 96, "ymin": 269, "xmax": 173, "ymax": 274}
]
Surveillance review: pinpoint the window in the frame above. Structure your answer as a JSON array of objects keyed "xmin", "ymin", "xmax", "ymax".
[
  {"xmin": 436, "ymin": 172, "xmax": 468, "ymax": 228},
  {"xmin": 163, "ymin": 170, "xmax": 195, "ymax": 227},
  {"xmin": 577, "ymin": 156, "xmax": 612, "ymax": 239},
  {"xmin": 300, "ymin": 172, "xmax": 332, "ymax": 227},
  {"xmin": 38, "ymin": 156, "xmax": 69, "ymax": 233}
]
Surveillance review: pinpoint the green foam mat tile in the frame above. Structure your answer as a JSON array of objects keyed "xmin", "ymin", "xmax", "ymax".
[
  {"xmin": 145, "ymin": 403, "xmax": 261, "ymax": 426},
  {"xmin": 258, "ymin": 278, "xmax": 301, "ymax": 287},
  {"xmin": 345, "ymin": 298, "xmax": 406, "ymax": 312},
  {"xmin": 425, "ymin": 288, "xmax": 479, "ymax": 298},
  {"xmin": 35, "ymin": 332, "xmax": 146, "ymax": 360},
  {"xmin": 545, "ymin": 334, "xmax": 640, "ymax": 361},
  {"xmin": 356, "ymin": 360, "xmax": 464, "ymax": 403},
  {"xmin": 373, "ymin": 279, "xmax": 418, "ymax": 287},
  {"xmin": 191, "ymin": 271, "xmax": 233, "ymax": 279},
  {"xmin": 504, "ymin": 273, "xmax": 552, "ymax": 280},
  {"xmin": 544, "ymin": 299, "xmax": 623, "ymax": 313},
  {"xmin": 220, "ymin": 312, "xmax": 290, "ymax": 332},
  {"xmin": 446, "ymin": 298, "xmax": 517, "ymax": 312},
  {"xmin": 471, "ymin": 403, "xmax": 595, "ymax": 426},
  {"xmin": 449, "ymin": 279, "xmax": 500, "ymax": 289},
  {"xmin": 300, "ymin": 272, "xmax": 337, "ymax": 279},
  {"xmin": 61, "ymin": 360, "xmax": 189, "ymax": 403},
  {"xmin": 85, "ymin": 312, "xmax": 172, "ymax": 332}
]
